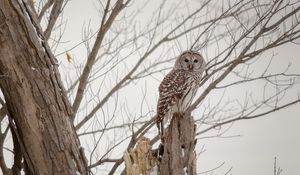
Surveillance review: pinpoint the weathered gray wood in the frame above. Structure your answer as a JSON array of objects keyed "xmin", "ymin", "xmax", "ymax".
[
  {"xmin": 0, "ymin": 0, "xmax": 88, "ymax": 174},
  {"xmin": 159, "ymin": 113, "xmax": 197, "ymax": 175}
]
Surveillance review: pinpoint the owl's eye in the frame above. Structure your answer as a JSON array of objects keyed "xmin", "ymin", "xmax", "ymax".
[
  {"xmin": 194, "ymin": 59, "xmax": 198, "ymax": 63},
  {"xmin": 184, "ymin": 59, "xmax": 189, "ymax": 62}
]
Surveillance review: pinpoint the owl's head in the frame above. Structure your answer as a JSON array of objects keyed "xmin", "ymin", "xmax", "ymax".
[{"xmin": 174, "ymin": 50, "xmax": 206, "ymax": 72}]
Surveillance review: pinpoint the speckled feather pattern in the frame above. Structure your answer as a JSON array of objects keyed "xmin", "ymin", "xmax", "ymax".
[{"xmin": 156, "ymin": 51, "xmax": 205, "ymax": 136}]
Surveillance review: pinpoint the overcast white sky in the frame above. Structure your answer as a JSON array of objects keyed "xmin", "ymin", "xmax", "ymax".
[{"xmin": 34, "ymin": 0, "xmax": 300, "ymax": 174}]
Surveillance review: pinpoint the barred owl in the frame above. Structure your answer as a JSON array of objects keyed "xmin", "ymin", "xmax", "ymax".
[{"xmin": 156, "ymin": 50, "xmax": 206, "ymax": 138}]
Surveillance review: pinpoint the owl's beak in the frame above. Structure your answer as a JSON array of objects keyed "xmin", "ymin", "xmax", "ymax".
[{"xmin": 188, "ymin": 64, "xmax": 193, "ymax": 70}]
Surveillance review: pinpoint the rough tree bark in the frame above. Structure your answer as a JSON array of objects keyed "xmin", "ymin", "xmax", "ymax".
[
  {"xmin": 159, "ymin": 113, "xmax": 197, "ymax": 175},
  {"xmin": 0, "ymin": 0, "xmax": 88, "ymax": 174}
]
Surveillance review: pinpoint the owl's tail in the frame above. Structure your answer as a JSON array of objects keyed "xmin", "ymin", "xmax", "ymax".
[{"xmin": 156, "ymin": 115, "xmax": 164, "ymax": 142}]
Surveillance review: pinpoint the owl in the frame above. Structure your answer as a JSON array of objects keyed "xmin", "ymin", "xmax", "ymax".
[{"xmin": 156, "ymin": 50, "xmax": 206, "ymax": 138}]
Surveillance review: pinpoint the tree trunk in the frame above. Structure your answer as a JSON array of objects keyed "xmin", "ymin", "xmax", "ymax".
[
  {"xmin": 159, "ymin": 113, "xmax": 197, "ymax": 175},
  {"xmin": 0, "ymin": 0, "xmax": 88, "ymax": 174}
]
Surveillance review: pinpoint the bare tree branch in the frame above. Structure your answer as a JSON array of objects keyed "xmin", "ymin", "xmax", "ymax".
[{"xmin": 71, "ymin": 0, "xmax": 128, "ymax": 121}]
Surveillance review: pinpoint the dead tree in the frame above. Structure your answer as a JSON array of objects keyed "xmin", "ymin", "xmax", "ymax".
[
  {"xmin": 159, "ymin": 113, "xmax": 197, "ymax": 175},
  {"xmin": 124, "ymin": 113, "xmax": 197, "ymax": 175}
]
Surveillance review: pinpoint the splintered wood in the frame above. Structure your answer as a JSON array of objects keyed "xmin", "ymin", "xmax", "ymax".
[
  {"xmin": 124, "ymin": 137, "xmax": 156, "ymax": 175},
  {"xmin": 124, "ymin": 113, "xmax": 197, "ymax": 175}
]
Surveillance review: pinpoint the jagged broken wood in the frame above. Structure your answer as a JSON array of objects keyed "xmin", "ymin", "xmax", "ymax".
[
  {"xmin": 124, "ymin": 137, "xmax": 157, "ymax": 175},
  {"xmin": 124, "ymin": 113, "xmax": 197, "ymax": 175}
]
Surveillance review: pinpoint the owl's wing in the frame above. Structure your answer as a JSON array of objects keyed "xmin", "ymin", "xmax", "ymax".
[
  {"xmin": 158, "ymin": 69, "xmax": 189, "ymax": 99},
  {"xmin": 157, "ymin": 69, "xmax": 190, "ymax": 122}
]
